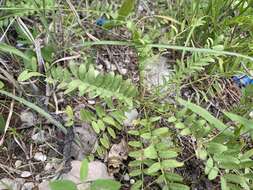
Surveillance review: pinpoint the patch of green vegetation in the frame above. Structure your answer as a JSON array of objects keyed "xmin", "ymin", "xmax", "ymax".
[{"xmin": 0, "ymin": 0, "xmax": 253, "ymax": 189}]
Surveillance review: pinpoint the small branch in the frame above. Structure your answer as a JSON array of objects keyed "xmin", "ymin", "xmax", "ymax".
[{"xmin": 0, "ymin": 89, "xmax": 15, "ymax": 146}]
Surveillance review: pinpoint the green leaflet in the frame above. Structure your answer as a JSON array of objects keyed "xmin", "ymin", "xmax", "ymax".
[
  {"xmin": 80, "ymin": 159, "xmax": 89, "ymax": 181},
  {"xmin": 52, "ymin": 64, "xmax": 137, "ymax": 106},
  {"xmin": 117, "ymin": 0, "xmax": 136, "ymax": 20},
  {"xmin": 49, "ymin": 180, "xmax": 77, "ymax": 190},
  {"xmin": 224, "ymin": 112, "xmax": 253, "ymax": 133},
  {"xmin": 90, "ymin": 179, "xmax": 121, "ymax": 190},
  {"xmin": 177, "ymin": 98, "xmax": 232, "ymax": 136}
]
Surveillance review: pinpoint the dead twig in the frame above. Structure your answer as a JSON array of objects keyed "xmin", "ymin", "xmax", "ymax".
[{"xmin": 0, "ymin": 89, "xmax": 15, "ymax": 146}]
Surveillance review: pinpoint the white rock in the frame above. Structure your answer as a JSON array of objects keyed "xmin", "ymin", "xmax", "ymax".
[
  {"xmin": 44, "ymin": 162, "xmax": 53, "ymax": 171},
  {"xmin": 111, "ymin": 64, "xmax": 117, "ymax": 71},
  {"xmin": 34, "ymin": 152, "xmax": 47, "ymax": 162},
  {"xmin": 21, "ymin": 171, "xmax": 32, "ymax": 178},
  {"xmin": 121, "ymin": 68, "xmax": 128, "ymax": 75},
  {"xmin": 123, "ymin": 173, "xmax": 130, "ymax": 181},
  {"xmin": 15, "ymin": 160, "xmax": 22, "ymax": 168},
  {"xmin": 249, "ymin": 111, "xmax": 253, "ymax": 118},
  {"xmin": 96, "ymin": 64, "xmax": 103, "ymax": 70},
  {"xmin": 123, "ymin": 109, "xmax": 138, "ymax": 127},
  {"xmin": 32, "ymin": 130, "xmax": 46, "ymax": 143},
  {"xmin": 88, "ymin": 100, "xmax": 96, "ymax": 105},
  {"xmin": 130, "ymin": 179, "xmax": 135, "ymax": 184},
  {"xmin": 22, "ymin": 182, "xmax": 34, "ymax": 190},
  {"xmin": 20, "ymin": 111, "xmax": 36, "ymax": 126}
]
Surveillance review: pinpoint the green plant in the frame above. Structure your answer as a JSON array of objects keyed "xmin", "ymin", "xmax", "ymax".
[
  {"xmin": 128, "ymin": 116, "xmax": 189, "ymax": 190},
  {"xmin": 49, "ymin": 62, "xmax": 138, "ymax": 107},
  {"xmin": 79, "ymin": 104, "xmax": 127, "ymax": 156},
  {"xmin": 0, "ymin": 0, "xmax": 55, "ymax": 26}
]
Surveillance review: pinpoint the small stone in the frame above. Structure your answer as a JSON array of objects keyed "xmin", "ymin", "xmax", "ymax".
[
  {"xmin": 123, "ymin": 109, "xmax": 138, "ymax": 127},
  {"xmin": 111, "ymin": 64, "xmax": 117, "ymax": 71},
  {"xmin": 20, "ymin": 111, "xmax": 36, "ymax": 126},
  {"xmin": 15, "ymin": 160, "xmax": 22, "ymax": 168},
  {"xmin": 96, "ymin": 64, "xmax": 103, "ymax": 70},
  {"xmin": 44, "ymin": 163, "xmax": 53, "ymax": 171},
  {"xmin": 34, "ymin": 152, "xmax": 47, "ymax": 162},
  {"xmin": 249, "ymin": 111, "xmax": 253, "ymax": 118},
  {"xmin": 130, "ymin": 179, "xmax": 135, "ymax": 184},
  {"xmin": 32, "ymin": 130, "xmax": 46, "ymax": 143},
  {"xmin": 21, "ymin": 171, "xmax": 32, "ymax": 178},
  {"xmin": 88, "ymin": 100, "xmax": 96, "ymax": 105},
  {"xmin": 121, "ymin": 68, "xmax": 128, "ymax": 75},
  {"xmin": 21, "ymin": 182, "xmax": 34, "ymax": 190},
  {"xmin": 123, "ymin": 173, "xmax": 130, "ymax": 181}
]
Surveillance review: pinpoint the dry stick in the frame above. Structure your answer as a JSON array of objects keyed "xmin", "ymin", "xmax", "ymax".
[
  {"xmin": 0, "ymin": 89, "xmax": 15, "ymax": 146},
  {"xmin": 0, "ymin": 17, "xmax": 15, "ymax": 42}
]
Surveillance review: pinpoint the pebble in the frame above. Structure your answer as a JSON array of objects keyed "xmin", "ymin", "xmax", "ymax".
[
  {"xmin": 32, "ymin": 130, "xmax": 46, "ymax": 143},
  {"xmin": 88, "ymin": 100, "xmax": 96, "ymax": 105},
  {"xmin": 20, "ymin": 111, "xmax": 36, "ymax": 126},
  {"xmin": 96, "ymin": 64, "xmax": 103, "ymax": 70},
  {"xmin": 121, "ymin": 68, "xmax": 128, "ymax": 75},
  {"xmin": 34, "ymin": 152, "xmax": 47, "ymax": 162},
  {"xmin": 44, "ymin": 162, "xmax": 53, "ymax": 171},
  {"xmin": 21, "ymin": 171, "xmax": 32, "ymax": 178},
  {"xmin": 15, "ymin": 160, "xmax": 22, "ymax": 168},
  {"xmin": 123, "ymin": 173, "xmax": 130, "ymax": 181},
  {"xmin": 123, "ymin": 109, "xmax": 138, "ymax": 127},
  {"xmin": 249, "ymin": 111, "xmax": 253, "ymax": 118}
]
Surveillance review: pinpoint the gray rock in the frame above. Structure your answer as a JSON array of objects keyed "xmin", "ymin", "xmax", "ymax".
[
  {"xmin": 20, "ymin": 111, "xmax": 36, "ymax": 126},
  {"xmin": 32, "ymin": 130, "xmax": 46, "ymax": 143},
  {"xmin": 71, "ymin": 123, "xmax": 97, "ymax": 160}
]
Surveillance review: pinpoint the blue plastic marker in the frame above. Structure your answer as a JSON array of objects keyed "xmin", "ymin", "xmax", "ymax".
[
  {"xmin": 96, "ymin": 17, "xmax": 107, "ymax": 26},
  {"xmin": 232, "ymin": 75, "xmax": 253, "ymax": 86}
]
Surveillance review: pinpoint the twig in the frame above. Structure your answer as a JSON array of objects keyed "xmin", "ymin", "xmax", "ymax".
[
  {"xmin": 0, "ymin": 89, "xmax": 15, "ymax": 146},
  {"xmin": 0, "ymin": 18, "xmax": 15, "ymax": 42}
]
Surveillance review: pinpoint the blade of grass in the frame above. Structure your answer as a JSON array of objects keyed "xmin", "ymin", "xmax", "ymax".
[
  {"xmin": 70, "ymin": 41, "xmax": 253, "ymax": 62},
  {"xmin": 177, "ymin": 98, "xmax": 232, "ymax": 136},
  {"xmin": 0, "ymin": 90, "xmax": 67, "ymax": 134},
  {"xmin": 0, "ymin": 43, "xmax": 30, "ymax": 61}
]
